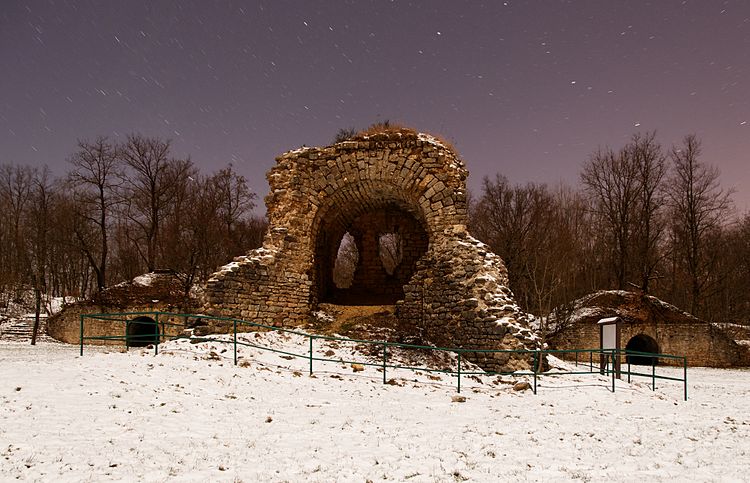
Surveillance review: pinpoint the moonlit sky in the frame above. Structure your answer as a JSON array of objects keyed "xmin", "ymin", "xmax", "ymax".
[{"xmin": 1, "ymin": 1, "xmax": 748, "ymax": 212}]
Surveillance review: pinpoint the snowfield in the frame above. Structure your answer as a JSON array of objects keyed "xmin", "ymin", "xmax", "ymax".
[{"xmin": 1, "ymin": 334, "xmax": 749, "ymax": 482}]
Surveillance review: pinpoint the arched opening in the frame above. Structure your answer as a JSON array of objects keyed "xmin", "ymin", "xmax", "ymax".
[
  {"xmin": 625, "ymin": 334, "xmax": 659, "ymax": 365},
  {"xmin": 333, "ymin": 232, "xmax": 358, "ymax": 289},
  {"xmin": 311, "ymin": 182, "xmax": 429, "ymax": 306},
  {"xmin": 127, "ymin": 316, "xmax": 159, "ymax": 347}
]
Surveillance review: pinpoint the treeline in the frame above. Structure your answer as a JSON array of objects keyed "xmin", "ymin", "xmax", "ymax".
[
  {"xmin": 0, "ymin": 134, "xmax": 266, "ymax": 309},
  {"xmin": 470, "ymin": 133, "xmax": 750, "ymax": 327}
]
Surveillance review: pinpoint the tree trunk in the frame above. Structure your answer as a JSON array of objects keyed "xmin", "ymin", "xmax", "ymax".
[{"xmin": 31, "ymin": 286, "xmax": 41, "ymax": 345}]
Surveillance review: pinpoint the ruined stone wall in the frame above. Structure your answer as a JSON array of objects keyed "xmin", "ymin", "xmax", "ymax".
[
  {"xmin": 548, "ymin": 319, "xmax": 749, "ymax": 367},
  {"xmin": 204, "ymin": 132, "xmax": 467, "ymax": 324},
  {"xmin": 397, "ymin": 226, "xmax": 538, "ymax": 371},
  {"xmin": 546, "ymin": 291, "xmax": 750, "ymax": 367},
  {"xmin": 47, "ymin": 272, "xmax": 194, "ymax": 345},
  {"xmin": 203, "ymin": 131, "xmax": 539, "ymax": 372},
  {"xmin": 47, "ymin": 302, "xmax": 186, "ymax": 345}
]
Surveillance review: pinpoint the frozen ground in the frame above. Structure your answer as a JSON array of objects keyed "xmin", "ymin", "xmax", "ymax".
[{"xmin": 1, "ymin": 334, "xmax": 748, "ymax": 482}]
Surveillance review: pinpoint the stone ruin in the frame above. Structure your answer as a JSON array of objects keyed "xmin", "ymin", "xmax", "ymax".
[
  {"xmin": 203, "ymin": 129, "xmax": 539, "ymax": 372},
  {"xmin": 547, "ymin": 290, "xmax": 750, "ymax": 367}
]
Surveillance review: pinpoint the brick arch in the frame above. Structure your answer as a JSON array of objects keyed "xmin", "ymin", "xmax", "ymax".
[
  {"xmin": 309, "ymin": 180, "xmax": 430, "ymax": 305},
  {"xmin": 309, "ymin": 179, "xmax": 428, "ymax": 241}
]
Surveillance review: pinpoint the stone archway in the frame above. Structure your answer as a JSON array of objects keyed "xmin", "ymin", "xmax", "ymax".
[
  {"xmin": 625, "ymin": 334, "xmax": 659, "ymax": 365},
  {"xmin": 203, "ymin": 129, "xmax": 540, "ymax": 372},
  {"xmin": 311, "ymin": 182, "xmax": 429, "ymax": 305}
]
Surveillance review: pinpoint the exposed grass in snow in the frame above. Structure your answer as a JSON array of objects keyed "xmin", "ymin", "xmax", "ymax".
[{"xmin": 1, "ymin": 335, "xmax": 749, "ymax": 482}]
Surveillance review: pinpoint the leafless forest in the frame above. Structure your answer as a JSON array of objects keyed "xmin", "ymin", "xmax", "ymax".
[
  {"xmin": 470, "ymin": 132, "xmax": 748, "ymax": 328},
  {"xmin": 0, "ymin": 134, "xmax": 266, "ymax": 313},
  {"xmin": 1, "ymin": 132, "xmax": 748, "ymax": 327}
]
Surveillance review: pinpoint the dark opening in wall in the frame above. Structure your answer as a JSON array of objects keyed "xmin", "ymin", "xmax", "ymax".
[
  {"xmin": 127, "ymin": 316, "xmax": 159, "ymax": 347},
  {"xmin": 313, "ymin": 194, "xmax": 428, "ymax": 306},
  {"xmin": 333, "ymin": 232, "xmax": 358, "ymax": 289},
  {"xmin": 625, "ymin": 334, "xmax": 659, "ymax": 365}
]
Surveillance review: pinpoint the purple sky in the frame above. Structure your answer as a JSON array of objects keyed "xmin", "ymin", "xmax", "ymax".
[{"xmin": 1, "ymin": 1, "xmax": 748, "ymax": 213}]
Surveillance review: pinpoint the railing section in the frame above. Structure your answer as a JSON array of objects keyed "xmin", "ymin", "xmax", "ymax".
[{"xmin": 79, "ymin": 312, "xmax": 688, "ymax": 401}]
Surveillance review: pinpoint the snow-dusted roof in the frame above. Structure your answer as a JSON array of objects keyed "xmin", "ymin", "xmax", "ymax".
[{"xmin": 597, "ymin": 316, "xmax": 621, "ymax": 325}]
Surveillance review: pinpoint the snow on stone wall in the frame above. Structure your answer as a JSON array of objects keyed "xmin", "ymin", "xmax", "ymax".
[{"xmin": 202, "ymin": 130, "xmax": 539, "ymax": 372}]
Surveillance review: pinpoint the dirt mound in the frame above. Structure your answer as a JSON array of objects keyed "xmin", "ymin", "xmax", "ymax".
[{"xmin": 308, "ymin": 304, "xmax": 420, "ymax": 343}]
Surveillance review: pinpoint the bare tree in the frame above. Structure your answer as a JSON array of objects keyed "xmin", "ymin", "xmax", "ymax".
[
  {"xmin": 378, "ymin": 233, "xmax": 402, "ymax": 275},
  {"xmin": 67, "ymin": 137, "xmax": 120, "ymax": 291},
  {"xmin": 119, "ymin": 134, "xmax": 195, "ymax": 272},
  {"xmin": 470, "ymin": 175, "xmax": 563, "ymax": 317},
  {"xmin": 0, "ymin": 164, "xmax": 35, "ymax": 299},
  {"xmin": 211, "ymin": 164, "xmax": 257, "ymax": 254},
  {"xmin": 581, "ymin": 145, "xmax": 641, "ymax": 289},
  {"xmin": 666, "ymin": 135, "xmax": 733, "ymax": 315},
  {"xmin": 26, "ymin": 168, "xmax": 55, "ymax": 344},
  {"xmin": 628, "ymin": 132, "xmax": 668, "ymax": 292},
  {"xmin": 158, "ymin": 165, "xmax": 262, "ymax": 296},
  {"xmin": 45, "ymin": 192, "xmax": 91, "ymax": 298}
]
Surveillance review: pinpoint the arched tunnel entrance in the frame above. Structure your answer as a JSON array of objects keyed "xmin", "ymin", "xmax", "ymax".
[
  {"xmin": 312, "ymin": 183, "xmax": 429, "ymax": 306},
  {"xmin": 625, "ymin": 334, "xmax": 659, "ymax": 365},
  {"xmin": 126, "ymin": 316, "xmax": 160, "ymax": 347}
]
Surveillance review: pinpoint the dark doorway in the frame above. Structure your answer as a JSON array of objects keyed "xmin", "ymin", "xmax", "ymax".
[
  {"xmin": 625, "ymin": 334, "xmax": 659, "ymax": 365},
  {"xmin": 127, "ymin": 316, "xmax": 159, "ymax": 347}
]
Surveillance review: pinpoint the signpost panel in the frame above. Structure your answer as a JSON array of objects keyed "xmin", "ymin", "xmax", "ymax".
[{"xmin": 598, "ymin": 317, "xmax": 621, "ymax": 378}]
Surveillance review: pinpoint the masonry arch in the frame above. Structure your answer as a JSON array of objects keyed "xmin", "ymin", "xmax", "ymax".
[
  {"xmin": 311, "ymin": 180, "xmax": 429, "ymax": 305},
  {"xmin": 625, "ymin": 333, "xmax": 659, "ymax": 365},
  {"xmin": 126, "ymin": 316, "xmax": 159, "ymax": 347}
]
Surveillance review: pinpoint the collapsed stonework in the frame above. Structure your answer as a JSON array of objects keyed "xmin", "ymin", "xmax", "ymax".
[
  {"xmin": 546, "ymin": 290, "xmax": 750, "ymax": 367},
  {"xmin": 203, "ymin": 130, "xmax": 539, "ymax": 371}
]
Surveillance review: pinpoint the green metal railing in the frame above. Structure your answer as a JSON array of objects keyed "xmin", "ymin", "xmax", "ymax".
[{"xmin": 79, "ymin": 312, "xmax": 688, "ymax": 400}]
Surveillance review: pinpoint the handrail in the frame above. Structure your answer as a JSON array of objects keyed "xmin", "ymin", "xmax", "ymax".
[{"xmin": 79, "ymin": 311, "xmax": 688, "ymax": 400}]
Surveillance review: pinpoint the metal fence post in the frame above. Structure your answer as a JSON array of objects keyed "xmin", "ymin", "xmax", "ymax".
[
  {"xmin": 233, "ymin": 319, "xmax": 237, "ymax": 365},
  {"xmin": 154, "ymin": 313, "xmax": 159, "ymax": 356},
  {"xmin": 683, "ymin": 357, "xmax": 688, "ymax": 401},
  {"xmin": 382, "ymin": 342, "xmax": 387, "ymax": 384},
  {"xmin": 627, "ymin": 357, "xmax": 631, "ymax": 383},
  {"xmin": 611, "ymin": 351, "xmax": 616, "ymax": 393},
  {"xmin": 652, "ymin": 359, "xmax": 656, "ymax": 391},
  {"xmin": 309, "ymin": 336, "xmax": 314, "ymax": 375},
  {"xmin": 79, "ymin": 314, "xmax": 84, "ymax": 356},
  {"xmin": 533, "ymin": 351, "xmax": 537, "ymax": 395},
  {"xmin": 457, "ymin": 351, "xmax": 462, "ymax": 394}
]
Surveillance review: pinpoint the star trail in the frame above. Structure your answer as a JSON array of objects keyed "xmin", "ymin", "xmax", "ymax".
[{"xmin": 1, "ymin": 0, "xmax": 748, "ymax": 210}]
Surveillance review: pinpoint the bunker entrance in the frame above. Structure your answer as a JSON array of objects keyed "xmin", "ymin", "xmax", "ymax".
[
  {"xmin": 315, "ymin": 203, "xmax": 428, "ymax": 306},
  {"xmin": 126, "ymin": 316, "xmax": 159, "ymax": 347},
  {"xmin": 625, "ymin": 334, "xmax": 659, "ymax": 365}
]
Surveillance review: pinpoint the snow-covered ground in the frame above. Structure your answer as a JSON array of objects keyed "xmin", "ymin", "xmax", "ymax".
[{"xmin": 1, "ymin": 333, "xmax": 748, "ymax": 482}]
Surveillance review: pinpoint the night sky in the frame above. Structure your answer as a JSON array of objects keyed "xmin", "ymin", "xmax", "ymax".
[{"xmin": 2, "ymin": 1, "xmax": 749, "ymax": 212}]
